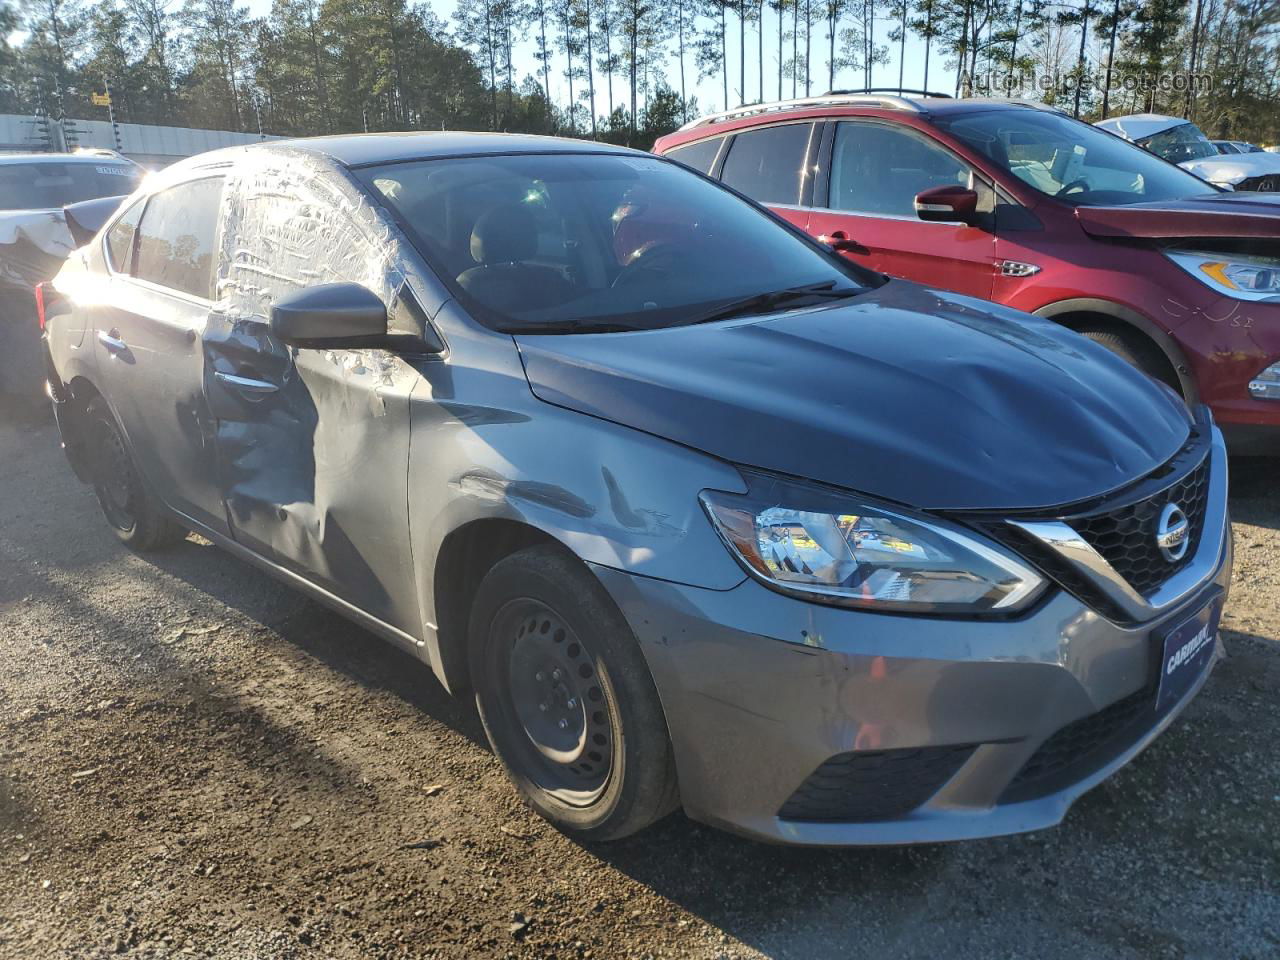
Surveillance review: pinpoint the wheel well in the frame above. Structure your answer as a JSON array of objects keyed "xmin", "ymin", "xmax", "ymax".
[
  {"xmin": 1051, "ymin": 311, "xmax": 1186, "ymax": 397},
  {"xmin": 432, "ymin": 519, "xmax": 561, "ymax": 695}
]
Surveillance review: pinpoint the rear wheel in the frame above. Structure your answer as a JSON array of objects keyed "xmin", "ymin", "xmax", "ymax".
[
  {"xmin": 1079, "ymin": 327, "xmax": 1182, "ymax": 396},
  {"xmin": 469, "ymin": 545, "xmax": 678, "ymax": 841},
  {"xmin": 85, "ymin": 396, "xmax": 186, "ymax": 551}
]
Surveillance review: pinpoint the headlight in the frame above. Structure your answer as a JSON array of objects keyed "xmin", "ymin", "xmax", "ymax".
[
  {"xmin": 700, "ymin": 474, "xmax": 1046, "ymax": 615},
  {"xmin": 1250, "ymin": 361, "xmax": 1280, "ymax": 400},
  {"xmin": 1167, "ymin": 250, "xmax": 1280, "ymax": 301}
]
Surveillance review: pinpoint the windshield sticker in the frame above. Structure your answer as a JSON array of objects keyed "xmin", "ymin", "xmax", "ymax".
[{"xmin": 96, "ymin": 165, "xmax": 135, "ymax": 176}]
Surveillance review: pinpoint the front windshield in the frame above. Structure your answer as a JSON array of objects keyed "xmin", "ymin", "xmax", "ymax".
[
  {"xmin": 359, "ymin": 153, "xmax": 867, "ymax": 332},
  {"xmin": 936, "ymin": 110, "xmax": 1218, "ymax": 206},
  {"xmin": 1137, "ymin": 122, "xmax": 1220, "ymax": 163}
]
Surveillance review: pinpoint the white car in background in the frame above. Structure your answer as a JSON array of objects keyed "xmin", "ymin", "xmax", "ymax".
[{"xmin": 1096, "ymin": 114, "xmax": 1280, "ymax": 192}]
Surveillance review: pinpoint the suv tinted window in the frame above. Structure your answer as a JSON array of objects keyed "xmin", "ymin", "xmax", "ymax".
[
  {"xmin": 829, "ymin": 122, "xmax": 972, "ymax": 217},
  {"xmin": 665, "ymin": 136, "xmax": 725, "ymax": 174},
  {"xmin": 719, "ymin": 123, "xmax": 813, "ymax": 204},
  {"xmin": 0, "ymin": 161, "xmax": 141, "ymax": 211},
  {"xmin": 133, "ymin": 178, "xmax": 223, "ymax": 299},
  {"xmin": 105, "ymin": 200, "xmax": 144, "ymax": 273}
]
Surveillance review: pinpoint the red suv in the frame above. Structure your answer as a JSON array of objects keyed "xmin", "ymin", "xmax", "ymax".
[{"xmin": 654, "ymin": 94, "xmax": 1280, "ymax": 453}]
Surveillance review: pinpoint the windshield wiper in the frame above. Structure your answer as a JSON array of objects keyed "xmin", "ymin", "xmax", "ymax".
[{"xmin": 677, "ymin": 281, "xmax": 862, "ymax": 327}]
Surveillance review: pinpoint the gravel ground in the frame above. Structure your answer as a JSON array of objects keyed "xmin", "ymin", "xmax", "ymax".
[{"xmin": 0, "ymin": 409, "xmax": 1277, "ymax": 960}]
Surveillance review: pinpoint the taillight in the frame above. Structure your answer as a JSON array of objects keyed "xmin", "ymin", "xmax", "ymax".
[{"xmin": 34, "ymin": 282, "xmax": 60, "ymax": 330}]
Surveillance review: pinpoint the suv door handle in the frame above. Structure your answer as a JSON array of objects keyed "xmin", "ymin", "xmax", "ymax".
[
  {"xmin": 97, "ymin": 329, "xmax": 127, "ymax": 352},
  {"xmin": 820, "ymin": 231, "xmax": 865, "ymax": 253},
  {"xmin": 214, "ymin": 371, "xmax": 279, "ymax": 394}
]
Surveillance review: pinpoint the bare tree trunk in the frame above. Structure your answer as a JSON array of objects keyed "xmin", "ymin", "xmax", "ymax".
[
  {"xmin": 1184, "ymin": 0, "xmax": 1204, "ymax": 115},
  {"xmin": 804, "ymin": 0, "xmax": 812, "ymax": 94},
  {"xmin": 758, "ymin": 0, "xmax": 765, "ymax": 101},
  {"xmin": 1072, "ymin": 0, "xmax": 1089, "ymax": 118},
  {"xmin": 678, "ymin": 0, "xmax": 688, "ymax": 120},
  {"xmin": 923, "ymin": 0, "xmax": 932, "ymax": 91},
  {"xmin": 1101, "ymin": 0, "xmax": 1118, "ymax": 118},
  {"xmin": 586, "ymin": 0, "xmax": 597, "ymax": 136}
]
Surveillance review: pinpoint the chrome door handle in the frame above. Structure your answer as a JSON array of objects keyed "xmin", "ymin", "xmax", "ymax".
[
  {"xmin": 214, "ymin": 371, "xmax": 279, "ymax": 394},
  {"xmin": 97, "ymin": 330, "xmax": 127, "ymax": 352}
]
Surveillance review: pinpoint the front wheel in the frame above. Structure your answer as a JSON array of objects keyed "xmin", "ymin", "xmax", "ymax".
[
  {"xmin": 468, "ymin": 545, "xmax": 678, "ymax": 841},
  {"xmin": 85, "ymin": 396, "xmax": 186, "ymax": 551}
]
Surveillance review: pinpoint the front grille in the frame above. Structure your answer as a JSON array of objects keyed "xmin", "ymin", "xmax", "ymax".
[
  {"xmin": 778, "ymin": 744, "xmax": 976, "ymax": 822},
  {"xmin": 1001, "ymin": 684, "xmax": 1157, "ymax": 803},
  {"xmin": 1068, "ymin": 454, "xmax": 1210, "ymax": 597},
  {"xmin": 973, "ymin": 431, "xmax": 1213, "ymax": 618}
]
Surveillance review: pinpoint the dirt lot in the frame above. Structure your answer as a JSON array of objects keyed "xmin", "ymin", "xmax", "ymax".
[{"xmin": 0, "ymin": 410, "xmax": 1277, "ymax": 960}]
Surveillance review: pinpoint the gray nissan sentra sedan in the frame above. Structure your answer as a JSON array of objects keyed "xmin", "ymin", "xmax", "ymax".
[{"xmin": 38, "ymin": 133, "xmax": 1231, "ymax": 845}]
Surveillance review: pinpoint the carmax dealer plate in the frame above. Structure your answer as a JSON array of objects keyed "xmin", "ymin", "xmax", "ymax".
[{"xmin": 1157, "ymin": 595, "xmax": 1223, "ymax": 712}]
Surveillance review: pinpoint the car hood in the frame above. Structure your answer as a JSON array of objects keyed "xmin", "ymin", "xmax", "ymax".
[
  {"xmin": 1075, "ymin": 191, "xmax": 1280, "ymax": 239},
  {"xmin": 515, "ymin": 282, "xmax": 1192, "ymax": 511},
  {"xmin": 1180, "ymin": 152, "xmax": 1280, "ymax": 185}
]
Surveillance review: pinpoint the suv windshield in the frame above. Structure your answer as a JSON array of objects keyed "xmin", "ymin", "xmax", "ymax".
[
  {"xmin": 936, "ymin": 110, "xmax": 1217, "ymax": 206},
  {"xmin": 359, "ymin": 153, "xmax": 867, "ymax": 333},
  {"xmin": 0, "ymin": 160, "xmax": 141, "ymax": 211}
]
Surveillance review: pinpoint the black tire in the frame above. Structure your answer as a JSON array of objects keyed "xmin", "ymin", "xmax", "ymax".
[
  {"xmin": 1079, "ymin": 327, "xmax": 1182, "ymax": 395},
  {"xmin": 84, "ymin": 396, "xmax": 186, "ymax": 551},
  {"xmin": 468, "ymin": 544, "xmax": 679, "ymax": 841}
]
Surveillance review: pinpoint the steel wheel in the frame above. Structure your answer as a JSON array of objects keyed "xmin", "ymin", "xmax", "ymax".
[
  {"xmin": 93, "ymin": 413, "xmax": 138, "ymax": 534},
  {"xmin": 497, "ymin": 598, "xmax": 614, "ymax": 804}
]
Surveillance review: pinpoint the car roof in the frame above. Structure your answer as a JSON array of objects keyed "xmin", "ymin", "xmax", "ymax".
[
  {"xmin": 671, "ymin": 93, "xmax": 1066, "ymax": 135},
  {"xmin": 0, "ymin": 151, "xmax": 134, "ymax": 166},
  {"xmin": 252, "ymin": 131, "xmax": 644, "ymax": 168}
]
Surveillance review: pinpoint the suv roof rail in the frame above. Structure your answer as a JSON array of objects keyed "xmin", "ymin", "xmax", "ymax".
[
  {"xmin": 677, "ymin": 93, "xmax": 924, "ymax": 131},
  {"xmin": 826, "ymin": 87, "xmax": 953, "ymax": 99}
]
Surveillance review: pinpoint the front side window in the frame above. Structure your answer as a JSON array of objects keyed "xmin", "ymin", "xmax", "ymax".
[
  {"xmin": 718, "ymin": 123, "xmax": 814, "ymax": 204},
  {"xmin": 133, "ymin": 178, "xmax": 223, "ymax": 299},
  {"xmin": 360, "ymin": 152, "xmax": 868, "ymax": 333},
  {"xmin": 938, "ymin": 110, "xmax": 1219, "ymax": 206},
  {"xmin": 829, "ymin": 122, "xmax": 974, "ymax": 217},
  {"xmin": 105, "ymin": 200, "xmax": 145, "ymax": 273},
  {"xmin": 664, "ymin": 136, "xmax": 725, "ymax": 174}
]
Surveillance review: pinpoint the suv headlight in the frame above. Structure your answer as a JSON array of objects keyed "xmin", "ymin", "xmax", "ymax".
[
  {"xmin": 1167, "ymin": 250, "xmax": 1280, "ymax": 301},
  {"xmin": 700, "ymin": 473, "xmax": 1046, "ymax": 615}
]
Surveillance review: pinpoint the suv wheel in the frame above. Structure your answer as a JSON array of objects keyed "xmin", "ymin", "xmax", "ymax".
[
  {"xmin": 468, "ymin": 545, "xmax": 679, "ymax": 841},
  {"xmin": 1079, "ymin": 327, "xmax": 1182, "ymax": 396},
  {"xmin": 85, "ymin": 397, "xmax": 186, "ymax": 550}
]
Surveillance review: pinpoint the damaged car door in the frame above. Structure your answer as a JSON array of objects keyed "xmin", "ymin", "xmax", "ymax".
[
  {"xmin": 202, "ymin": 166, "xmax": 423, "ymax": 635},
  {"xmin": 95, "ymin": 177, "xmax": 231, "ymax": 537}
]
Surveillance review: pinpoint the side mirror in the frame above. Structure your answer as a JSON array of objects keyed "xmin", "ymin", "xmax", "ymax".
[
  {"xmin": 270, "ymin": 282, "xmax": 388, "ymax": 349},
  {"xmin": 914, "ymin": 185, "xmax": 980, "ymax": 226}
]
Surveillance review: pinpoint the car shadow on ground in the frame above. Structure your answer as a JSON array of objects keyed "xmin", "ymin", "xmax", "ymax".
[{"xmin": 140, "ymin": 535, "xmax": 492, "ymax": 753}]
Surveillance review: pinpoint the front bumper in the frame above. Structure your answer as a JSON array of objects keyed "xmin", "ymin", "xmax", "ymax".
[{"xmin": 590, "ymin": 532, "xmax": 1231, "ymax": 846}]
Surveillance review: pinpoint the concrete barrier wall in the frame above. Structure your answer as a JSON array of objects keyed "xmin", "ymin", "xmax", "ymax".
[{"xmin": 0, "ymin": 114, "xmax": 280, "ymax": 166}]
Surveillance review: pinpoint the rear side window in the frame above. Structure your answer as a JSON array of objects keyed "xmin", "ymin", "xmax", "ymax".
[
  {"xmin": 133, "ymin": 178, "xmax": 223, "ymax": 299},
  {"xmin": 719, "ymin": 123, "xmax": 813, "ymax": 205},
  {"xmin": 105, "ymin": 200, "xmax": 144, "ymax": 273},
  {"xmin": 664, "ymin": 136, "xmax": 725, "ymax": 174},
  {"xmin": 829, "ymin": 122, "xmax": 972, "ymax": 217},
  {"xmin": 0, "ymin": 161, "xmax": 141, "ymax": 211}
]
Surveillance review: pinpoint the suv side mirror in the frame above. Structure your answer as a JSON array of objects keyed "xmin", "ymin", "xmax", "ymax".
[
  {"xmin": 914, "ymin": 185, "xmax": 980, "ymax": 226},
  {"xmin": 271, "ymin": 283, "xmax": 388, "ymax": 349}
]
